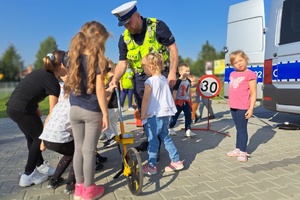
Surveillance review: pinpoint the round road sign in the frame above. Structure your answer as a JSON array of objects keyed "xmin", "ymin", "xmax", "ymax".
[{"xmin": 197, "ymin": 75, "xmax": 221, "ymax": 98}]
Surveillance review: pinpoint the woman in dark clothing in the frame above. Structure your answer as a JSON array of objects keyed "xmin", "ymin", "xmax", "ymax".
[{"xmin": 6, "ymin": 50, "xmax": 68, "ymax": 187}]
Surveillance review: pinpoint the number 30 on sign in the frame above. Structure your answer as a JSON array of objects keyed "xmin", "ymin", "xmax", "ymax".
[{"xmin": 197, "ymin": 75, "xmax": 221, "ymax": 99}]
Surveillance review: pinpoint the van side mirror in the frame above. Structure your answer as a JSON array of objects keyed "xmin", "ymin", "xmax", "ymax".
[{"xmin": 223, "ymin": 46, "xmax": 229, "ymax": 53}]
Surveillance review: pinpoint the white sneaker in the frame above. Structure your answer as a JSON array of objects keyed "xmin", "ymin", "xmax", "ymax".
[
  {"xmin": 128, "ymin": 107, "xmax": 135, "ymax": 111},
  {"xmin": 168, "ymin": 128, "xmax": 176, "ymax": 136},
  {"xmin": 36, "ymin": 161, "xmax": 55, "ymax": 176},
  {"xmin": 185, "ymin": 129, "xmax": 196, "ymax": 138},
  {"xmin": 19, "ymin": 169, "xmax": 48, "ymax": 187}
]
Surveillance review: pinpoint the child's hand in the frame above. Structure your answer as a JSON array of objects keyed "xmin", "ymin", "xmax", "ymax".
[
  {"xmin": 141, "ymin": 114, "xmax": 150, "ymax": 120},
  {"xmin": 101, "ymin": 115, "xmax": 109, "ymax": 132},
  {"xmin": 245, "ymin": 109, "xmax": 253, "ymax": 119},
  {"xmin": 40, "ymin": 140, "xmax": 46, "ymax": 151},
  {"xmin": 106, "ymin": 85, "xmax": 116, "ymax": 93}
]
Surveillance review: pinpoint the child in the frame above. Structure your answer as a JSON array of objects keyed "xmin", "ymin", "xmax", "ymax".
[
  {"xmin": 168, "ymin": 64, "xmax": 196, "ymax": 137},
  {"xmin": 102, "ymin": 59, "xmax": 119, "ymax": 148},
  {"xmin": 120, "ymin": 64, "xmax": 135, "ymax": 111},
  {"xmin": 141, "ymin": 53, "xmax": 184, "ymax": 175},
  {"xmin": 64, "ymin": 21, "xmax": 110, "ymax": 200},
  {"xmin": 39, "ymin": 74, "xmax": 76, "ymax": 193},
  {"xmin": 227, "ymin": 50, "xmax": 257, "ymax": 162},
  {"xmin": 6, "ymin": 50, "xmax": 67, "ymax": 187},
  {"xmin": 188, "ymin": 75, "xmax": 200, "ymax": 123}
]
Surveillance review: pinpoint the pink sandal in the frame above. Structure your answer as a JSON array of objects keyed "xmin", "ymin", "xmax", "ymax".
[
  {"xmin": 227, "ymin": 148, "xmax": 240, "ymax": 157},
  {"xmin": 237, "ymin": 151, "xmax": 250, "ymax": 162}
]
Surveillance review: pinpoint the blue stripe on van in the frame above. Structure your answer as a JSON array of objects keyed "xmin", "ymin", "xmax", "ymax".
[
  {"xmin": 224, "ymin": 65, "xmax": 264, "ymax": 83},
  {"xmin": 277, "ymin": 61, "xmax": 300, "ymax": 81},
  {"xmin": 224, "ymin": 61, "xmax": 300, "ymax": 83}
]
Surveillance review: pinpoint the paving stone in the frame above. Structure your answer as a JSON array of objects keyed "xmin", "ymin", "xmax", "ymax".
[
  {"xmin": 2, "ymin": 103, "xmax": 300, "ymax": 199},
  {"xmin": 206, "ymin": 188, "xmax": 240, "ymax": 199},
  {"xmin": 248, "ymin": 179, "xmax": 280, "ymax": 192},
  {"xmin": 252, "ymin": 189, "xmax": 290, "ymax": 200}
]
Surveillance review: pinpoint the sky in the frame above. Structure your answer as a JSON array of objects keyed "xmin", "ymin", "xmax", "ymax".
[{"xmin": 0, "ymin": 0, "xmax": 271, "ymax": 68}]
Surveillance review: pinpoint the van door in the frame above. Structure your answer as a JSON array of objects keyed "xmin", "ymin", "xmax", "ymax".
[
  {"xmin": 263, "ymin": 0, "xmax": 300, "ymax": 114},
  {"xmin": 224, "ymin": 0, "xmax": 265, "ymax": 99}
]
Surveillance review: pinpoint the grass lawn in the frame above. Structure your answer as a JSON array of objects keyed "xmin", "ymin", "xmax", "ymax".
[{"xmin": 0, "ymin": 97, "xmax": 50, "ymax": 118}]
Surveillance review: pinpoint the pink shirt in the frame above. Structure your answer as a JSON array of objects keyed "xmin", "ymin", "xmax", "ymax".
[{"xmin": 228, "ymin": 69, "xmax": 256, "ymax": 110}]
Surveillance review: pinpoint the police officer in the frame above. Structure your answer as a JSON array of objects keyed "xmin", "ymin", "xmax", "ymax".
[
  {"xmin": 110, "ymin": 1, "xmax": 178, "ymax": 111},
  {"xmin": 111, "ymin": 1, "xmax": 178, "ymax": 152}
]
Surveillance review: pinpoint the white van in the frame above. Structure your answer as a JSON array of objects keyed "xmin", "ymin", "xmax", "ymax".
[{"xmin": 225, "ymin": 0, "xmax": 300, "ymax": 115}]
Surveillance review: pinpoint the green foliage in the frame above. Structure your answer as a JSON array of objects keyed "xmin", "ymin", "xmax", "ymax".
[
  {"xmin": 0, "ymin": 97, "xmax": 8, "ymax": 118},
  {"xmin": 189, "ymin": 40, "xmax": 225, "ymax": 78},
  {"xmin": 0, "ymin": 44, "xmax": 24, "ymax": 81},
  {"xmin": 34, "ymin": 36, "xmax": 58, "ymax": 69},
  {"xmin": 0, "ymin": 96, "xmax": 49, "ymax": 118}
]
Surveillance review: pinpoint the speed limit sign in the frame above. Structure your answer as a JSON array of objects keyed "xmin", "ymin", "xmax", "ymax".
[{"xmin": 197, "ymin": 75, "xmax": 221, "ymax": 98}]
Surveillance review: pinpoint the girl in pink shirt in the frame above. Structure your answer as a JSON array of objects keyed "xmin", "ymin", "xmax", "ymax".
[{"xmin": 227, "ymin": 50, "xmax": 257, "ymax": 162}]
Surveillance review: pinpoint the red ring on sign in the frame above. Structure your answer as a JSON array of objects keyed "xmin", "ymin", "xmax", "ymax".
[{"xmin": 197, "ymin": 75, "xmax": 221, "ymax": 98}]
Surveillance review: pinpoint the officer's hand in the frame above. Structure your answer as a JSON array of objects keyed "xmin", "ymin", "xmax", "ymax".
[{"xmin": 168, "ymin": 72, "xmax": 177, "ymax": 89}]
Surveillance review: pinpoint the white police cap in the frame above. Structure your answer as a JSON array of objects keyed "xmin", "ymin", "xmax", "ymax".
[{"xmin": 111, "ymin": 1, "xmax": 137, "ymax": 26}]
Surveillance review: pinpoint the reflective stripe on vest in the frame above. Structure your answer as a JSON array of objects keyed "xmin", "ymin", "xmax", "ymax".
[{"xmin": 123, "ymin": 18, "xmax": 169, "ymax": 72}]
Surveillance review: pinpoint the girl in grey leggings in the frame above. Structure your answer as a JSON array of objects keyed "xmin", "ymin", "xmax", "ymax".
[{"xmin": 70, "ymin": 106, "xmax": 103, "ymax": 187}]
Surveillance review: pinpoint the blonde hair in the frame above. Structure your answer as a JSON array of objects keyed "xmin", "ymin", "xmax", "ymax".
[
  {"xmin": 229, "ymin": 50, "xmax": 249, "ymax": 66},
  {"xmin": 107, "ymin": 58, "xmax": 115, "ymax": 73},
  {"xmin": 178, "ymin": 63, "xmax": 190, "ymax": 74},
  {"xmin": 188, "ymin": 74, "xmax": 196, "ymax": 81},
  {"xmin": 65, "ymin": 21, "xmax": 110, "ymax": 95},
  {"xmin": 142, "ymin": 53, "xmax": 165, "ymax": 73}
]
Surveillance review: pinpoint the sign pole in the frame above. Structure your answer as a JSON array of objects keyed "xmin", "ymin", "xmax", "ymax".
[{"xmin": 182, "ymin": 75, "xmax": 230, "ymax": 137}]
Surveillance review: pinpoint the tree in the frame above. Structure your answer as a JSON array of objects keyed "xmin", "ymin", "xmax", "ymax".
[
  {"xmin": 0, "ymin": 44, "xmax": 24, "ymax": 81},
  {"xmin": 190, "ymin": 40, "xmax": 225, "ymax": 77},
  {"xmin": 34, "ymin": 36, "xmax": 58, "ymax": 69}
]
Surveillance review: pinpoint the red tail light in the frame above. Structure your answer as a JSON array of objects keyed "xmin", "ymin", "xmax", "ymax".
[{"xmin": 263, "ymin": 59, "xmax": 273, "ymax": 84}]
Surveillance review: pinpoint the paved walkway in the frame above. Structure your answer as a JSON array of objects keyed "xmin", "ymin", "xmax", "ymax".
[{"xmin": 1, "ymin": 101, "xmax": 300, "ymax": 200}]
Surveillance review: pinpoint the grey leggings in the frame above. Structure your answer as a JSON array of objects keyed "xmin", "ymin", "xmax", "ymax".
[{"xmin": 70, "ymin": 106, "xmax": 102, "ymax": 188}]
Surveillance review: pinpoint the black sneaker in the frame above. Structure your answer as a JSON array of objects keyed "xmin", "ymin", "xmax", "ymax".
[
  {"xmin": 95, "ymin": 154, "xmax": 108, "ymax": 164},
  {"xmin": 64, "ymin": 181, "xmax": 75, "ymax": 194},
  {"xmin": 194, "ymin": 117, "xmax": 201, "ymax": 123},
  {"xmin": 95, "ymin": 163, "xmax": 104, "ymax": 171},
  {"xmin": 209, "ymin": 115, "xmax": 215, "ymax": 119},
  {"xmin": 134, "ymin": 140, "xmax": 149, "ymax": 152},
  {"xmin": 103, "ymin": 139, "xmax": 117, "ymax": 148},
  {"xmin": 47, "ymin": 177, "xmax": 64, "ymax": 189},
  {"xmin": 99, "ymin": 134, "xmax": 107, "ymax": 141}
]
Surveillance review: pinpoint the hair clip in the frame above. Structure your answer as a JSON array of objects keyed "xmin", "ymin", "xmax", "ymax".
[{"xmin": 47, "ymin": 53, "xmax": 55, "ymax": 61}]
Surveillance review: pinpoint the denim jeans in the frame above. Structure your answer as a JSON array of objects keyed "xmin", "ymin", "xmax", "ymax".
[
  {"xmin": 230, "ymin": 108, "xmax": 248, "ymax": 152},
  {"xmin": 169, "ymin": 102, "xmax": 192, "ymax": 131},
  {"xmin": 144, "ymin": 116, "xmax": 180, "ymax": 167}
]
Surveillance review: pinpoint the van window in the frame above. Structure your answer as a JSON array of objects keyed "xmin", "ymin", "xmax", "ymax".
[{"xmin": 280, "ymin": 0, "xmax": 300, "ymax": 44}]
